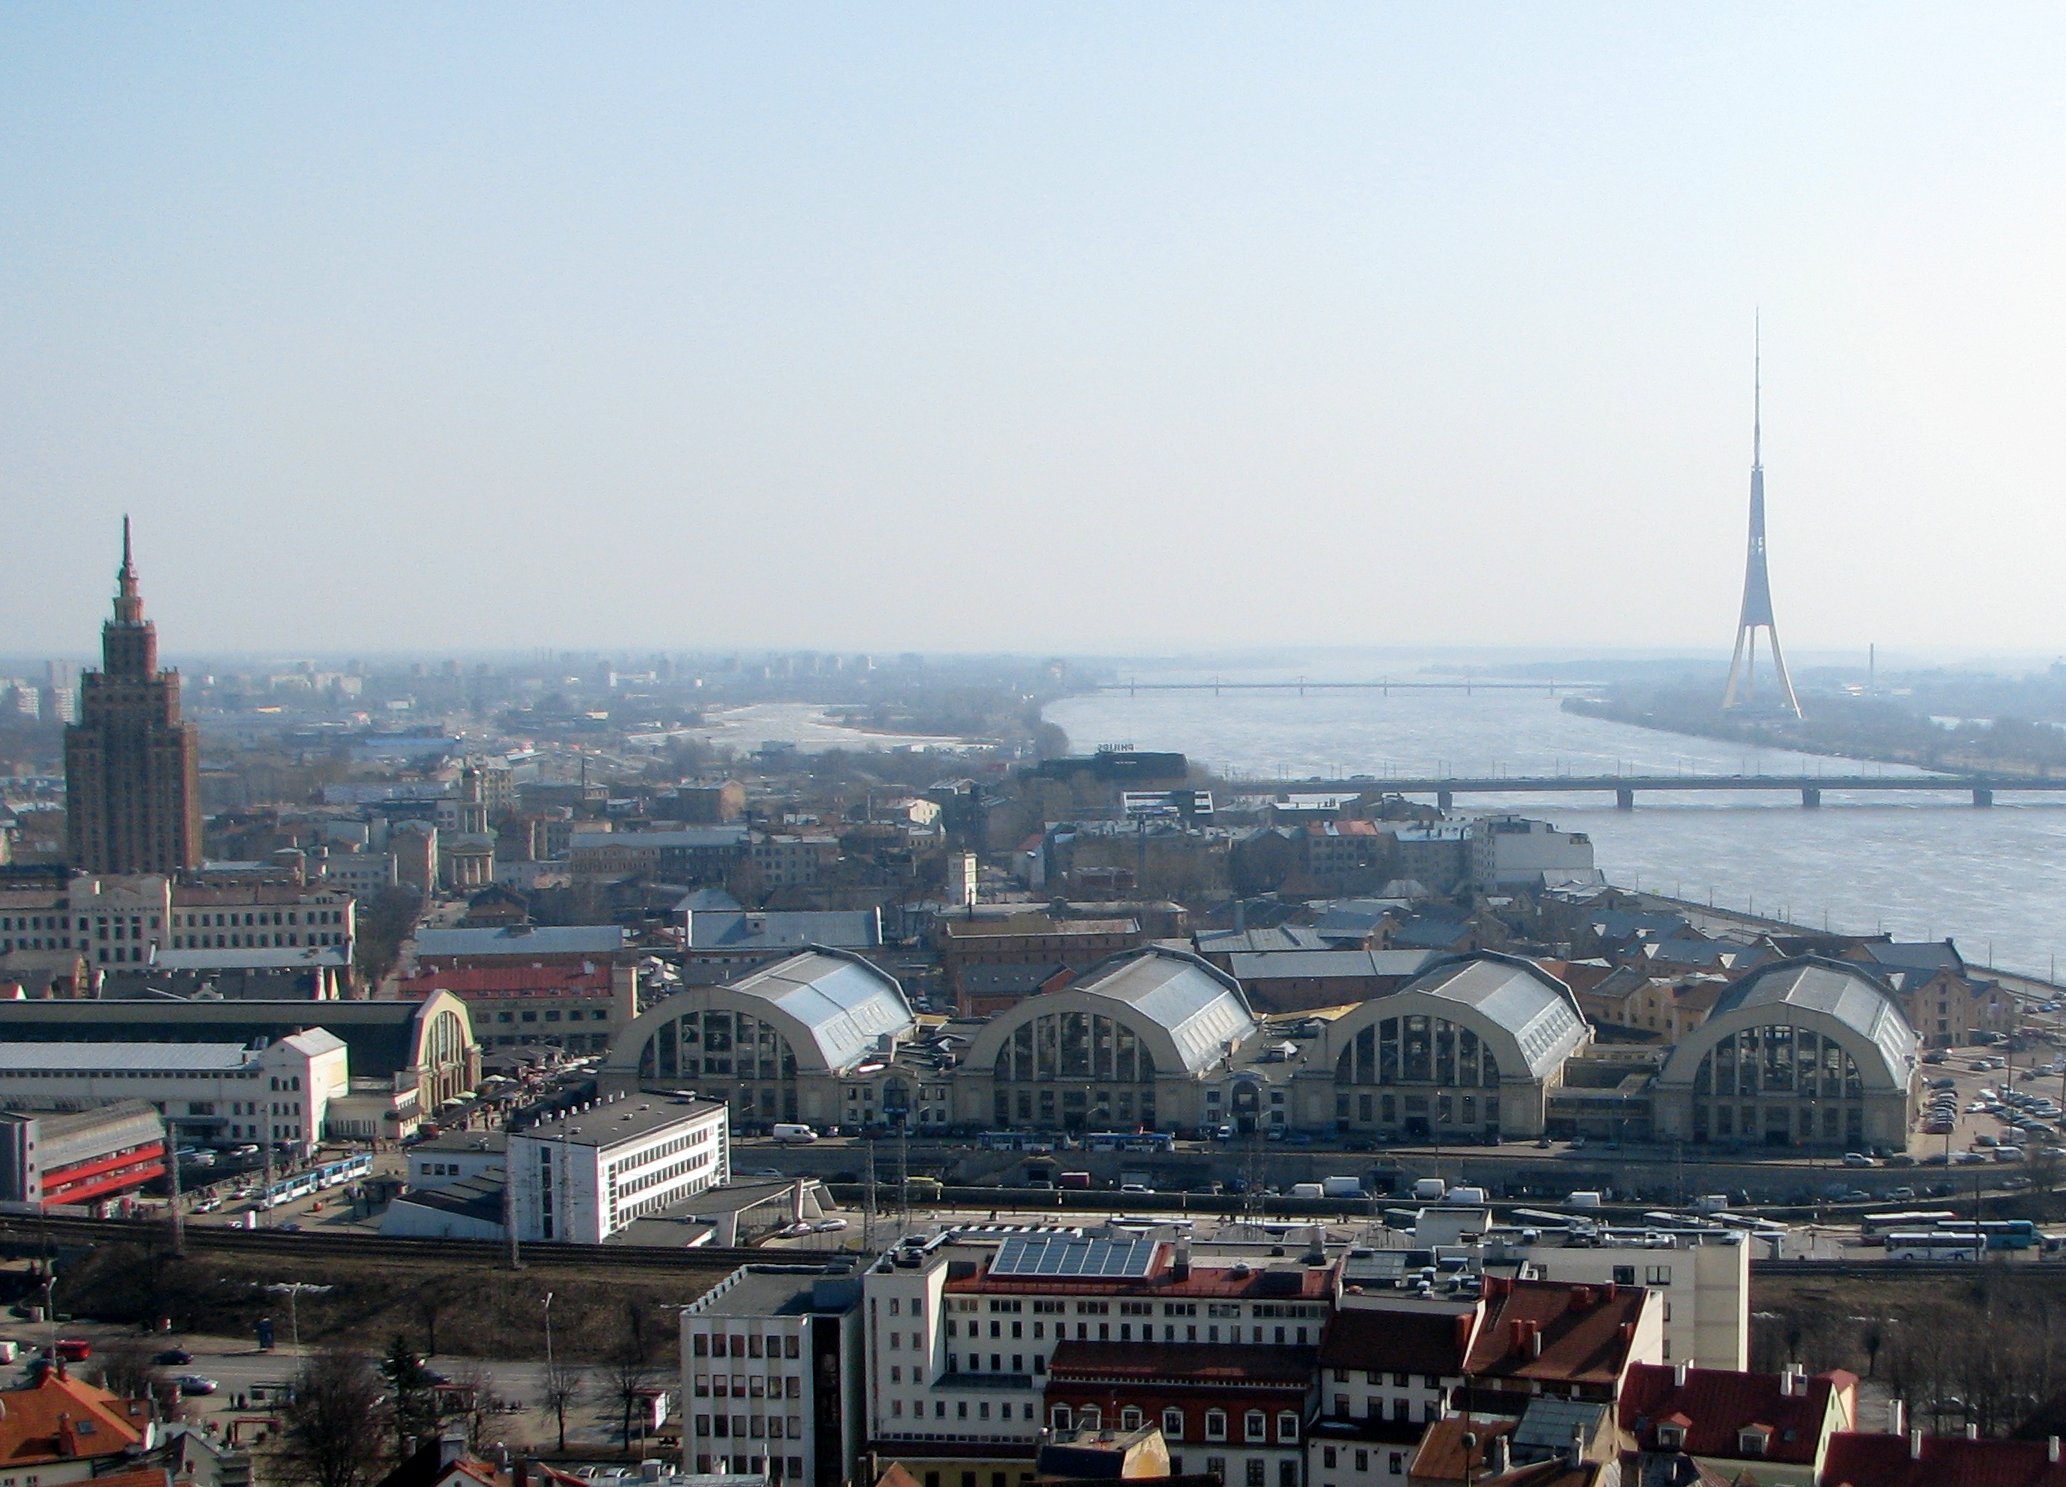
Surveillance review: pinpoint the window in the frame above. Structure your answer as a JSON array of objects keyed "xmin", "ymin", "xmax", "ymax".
[
  {"xmin": 1245, "ymin": 1411, "xmax": 1266, "ymax": 1443},
  {"xmin": 1276, "ymin": 1412, "xmax": 1298, "ymax": 1442},
  {"xmin": 1121, "ymin": 1408, "xmax": 1143, "ymax": 1431},
  {"xmin": 1163, "ymin": 1408, "xmax": 1185, "ymax": 1441},
  {"xmin": 1051, "ymin": 1407, "xmax": 1072, "ymax": 1431},
  {"xmin": 1245, "ymin": 1462, "xmax": 1265, "ymax": 1487},
  {"xmin": 1206, "ymin": 1410, "xmax": 1227, "ymax": 1442}
]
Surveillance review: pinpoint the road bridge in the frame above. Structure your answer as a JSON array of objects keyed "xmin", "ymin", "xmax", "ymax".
[
  {"xmin": 1259, "ymin": 773, "xmax": 2066, "ymax": 809},
  {"xmin": 1098, "ymin": 679, "xmax": 1598, "ymax": 696}
]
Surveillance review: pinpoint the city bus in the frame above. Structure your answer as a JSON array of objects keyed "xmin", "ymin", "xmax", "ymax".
[
  {"xmin": 1938, "ymin": 1219, "xmax": 2040, "ymax": 1251},
  {"xmin": 1885, "ymin": 1231, "xmax": 1986, "ymax": 1261},
  {"xmin": 1859, "ymin": 1210, "xmax": 1960, "ymax": 1243}
]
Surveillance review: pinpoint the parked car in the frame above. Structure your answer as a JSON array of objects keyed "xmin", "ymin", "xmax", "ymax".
[
  {"xmin": 176, "ymin": 1375, "xmax": 219, "ymax": 1396},
  {"xmin": 155, "ymin": 1348, "xmax": 193, "ymax": 1366}
]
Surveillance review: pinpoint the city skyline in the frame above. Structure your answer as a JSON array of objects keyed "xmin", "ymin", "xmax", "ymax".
[{"xmin": 6, "ymin": 7, "xmax": 2066, "ymax": 656}]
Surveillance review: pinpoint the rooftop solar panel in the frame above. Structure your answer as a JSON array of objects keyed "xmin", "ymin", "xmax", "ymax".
[{"xmin": 990, "ymin": 1235, "xmax": 1157, "ymax": 1279}]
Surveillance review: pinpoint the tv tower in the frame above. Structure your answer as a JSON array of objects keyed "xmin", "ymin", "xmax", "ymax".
[{"xmin": 1721, "ymin": 323, "xmax": 1802, "ymax": 718}]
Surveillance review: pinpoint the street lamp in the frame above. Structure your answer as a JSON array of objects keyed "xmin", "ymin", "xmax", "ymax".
[{"xmin": 543, "ymin": 1291, "xmax": 556, "ymax": 1378}]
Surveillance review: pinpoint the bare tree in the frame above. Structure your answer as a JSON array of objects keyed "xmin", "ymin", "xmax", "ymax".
[
  {"xmin": 93, "ymin": 1335, "xmax": 164, "ymax": 1401},
  {"xmin": 443, "ymin": 1363, "xmax": 499, "ymax": 1453},
  {"xmin": 542, "ymin": 1357, "xmax": 587, "ymax": 1454},
  {"xmin": 277, "ymin": 1348, "xmax": 390, "ymax": 1487},
  {"xmin": 607, "ymin": 1335, "xmax": 661, "ymax": 1454}
]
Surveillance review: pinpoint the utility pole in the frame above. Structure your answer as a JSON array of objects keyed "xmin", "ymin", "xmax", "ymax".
[
  {"xmin": 863, "ymin": 1138, "xmax": 879, "ymax": 1252},
  {"xmin": 165, "ymin": 1119, "xmax": 186, "ymax": 1257},
  {"xmin": 503, "ymin": 1112, "xmax": 522, "ymax": 1270}
]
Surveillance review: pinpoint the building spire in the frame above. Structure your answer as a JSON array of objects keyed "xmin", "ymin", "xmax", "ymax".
[
  {"xmin": 1753, "ymin": 311, "xmax": 1762, "ymax": 469},
  {"xmin": 113, "ymin": 515, "xmax": 145, "ymax": 626}
]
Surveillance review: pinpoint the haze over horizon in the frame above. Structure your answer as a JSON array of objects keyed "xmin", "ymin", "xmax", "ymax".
[{"xmin": 7, "ymin": 6, "xmax": 2065, "ymax": 658}]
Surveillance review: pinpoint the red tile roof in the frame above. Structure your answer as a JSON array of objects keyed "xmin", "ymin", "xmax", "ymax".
[
  {"xmin": 1618, "ymin": 1362, "xmax": 1855, "ymax": 1465},
  {"xmin": 1821, "ymin": 1431, "xmax": 2066, "ymax": 1487},
  {"xmin": 1045, "ymin": 1341, "xmax": 1316, "ymax": 1390},
  {"xmin": 0, "ymin": 1371, "xmax": 152, "ymax": 1467},
  {"xmin": 1463, "ymin": 1278, "xmax": 1651, "ymax": 1388},
  {"xmin": 1319, "ymin": 1305, "xmax": 1473, "ymax": 1376}
]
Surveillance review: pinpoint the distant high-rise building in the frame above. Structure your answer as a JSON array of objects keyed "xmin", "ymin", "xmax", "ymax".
[{"xmin": 64, "ymin": 519, "xmax": 203, "ymax": 874}]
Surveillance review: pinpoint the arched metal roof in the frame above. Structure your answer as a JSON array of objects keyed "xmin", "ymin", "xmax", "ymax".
[
  {"xmin": 1325, "ymin": 952, "xmax": 1591, "ymax": 1081},
  {"xmin": 1659, "ymin": 956, "xmax": 1916, "ymax": 1091},
  {"xmin": 964, "ymin": 946, "xmax": 1258, "ymax": 1078},
  {"xmin": 602, "ymin": 947, "xmax": 913, "ymax": 1079}
]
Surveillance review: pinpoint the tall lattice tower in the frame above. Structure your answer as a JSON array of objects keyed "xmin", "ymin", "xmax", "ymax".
[{"xmin": 1721, "ymin": 328, "xmax": 1802, "ymax": 718}]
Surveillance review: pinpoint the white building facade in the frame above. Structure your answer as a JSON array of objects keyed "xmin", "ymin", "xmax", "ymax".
[{"xmin": 511, "ymin": 1093, "xmax": 729, "ymax": 1242}]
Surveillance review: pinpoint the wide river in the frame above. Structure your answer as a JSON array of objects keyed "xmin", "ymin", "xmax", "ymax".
[{"xmin": 1046, "ymin": 661, "xmax": 2066, "ymax": 981}]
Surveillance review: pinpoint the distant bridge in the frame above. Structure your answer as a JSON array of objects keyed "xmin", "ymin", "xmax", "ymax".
[
  {"xmin": 1097, "ymin": 679, "xmax": 1598, "ymax": 696},
  {"xmin": 1260, "ymin": 773, "xmax": 2066, "ymax": 809}
]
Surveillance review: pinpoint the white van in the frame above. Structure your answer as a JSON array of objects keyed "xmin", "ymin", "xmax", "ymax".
[
  {"xmin": 1566, "ymin": 1190, "xmax": 1605, "ymax": 1209},
  {"xmin": 1288, "ymin": 1182, "xmax": 1326, "ymax": 1199},
  {"xmin": 771, "ymin": 1123, "xmax": 819, "ymax": 1145},
  {"xmin": 1411, "ymin": 1177, "xmax": 1448, "ymax": 1202},
  {"xmin": 1320, "ymin": 1176, "xmax": 1368, "ymax": 1199}
]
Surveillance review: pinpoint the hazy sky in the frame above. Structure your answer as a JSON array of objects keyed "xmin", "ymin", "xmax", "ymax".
[{"xmin": 6, "ymin": 5, "xmax": 2065, "ymax": 661}]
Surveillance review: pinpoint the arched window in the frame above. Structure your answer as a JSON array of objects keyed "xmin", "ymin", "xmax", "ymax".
[
  {"xmin": 1205, "ymin": 1410, "xmax": 1227, "ymax": 1441},
  {"xmin": 1162, "ymin": 1407, "xmax": 1185, "ymax": 1441},
  {"xmin": 1277, "ymin": 1411, "xmax": 1299, "ymax": 1442},
  {"xmin": 1245, "ymin": 1410, "xmax": 1267, "ymax": 1442},
  {"xmin": 1121, "ymin": 1407, "xmax": 1143, "ymax": 1431},
  {"xmin": 1080, "ymin": 1407, "xmax": 1101, "ymax": 1431},
  {"xmin": 1051, "ymin": 1406, "xmax": 1073, "ymax": 1431}
]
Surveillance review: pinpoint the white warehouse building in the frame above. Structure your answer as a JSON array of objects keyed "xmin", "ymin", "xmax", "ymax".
[
  {"xmin": 0, "ymin": 1031, "xmax": 349, "ymax": 1150},
  {"xmin": 510, "ymin": 1092, "xmax": 730, "ymax": 1243}
]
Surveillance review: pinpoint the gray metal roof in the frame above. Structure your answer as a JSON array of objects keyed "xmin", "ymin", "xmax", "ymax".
[
  {"xmin": 1068, "ymin": 948, "xmax": 1257, "ymax": 1075},
  {"xmin": 414, "ymin": 925, "xmax": 627, "ymax": 958},
  {"xmin": 1226, "ymin": 950, "xmax": 1441, "ymax": 982},
  {"xmin": 687, "ymin": 910, "xmax": 881, "ymax": 951},
  {"xmin": 570, "ymin": 829, "xmax": 749, "ymax": 850},
  {"xmin": 1706, "ymin": 958, "xmax": 1916, "ymax": 1079},
  {"xmin": 1404, "ymin": 955, "xmax": 1591, "ymax": 1077},
  {"xmin": 0, "ymin": 1042, "xmax": 260, "ymax": 1073},
  {"xmin": 724, "ymin": 950, "xmax": 914, "ymax": 1072},
  {"xmin": 154, "ymin": 946, "xmax": 350, "ymax": 970}
]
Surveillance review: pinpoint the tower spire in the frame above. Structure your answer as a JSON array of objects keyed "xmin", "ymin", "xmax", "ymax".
[
  {"xmin": 1722, "ymin": 321, "xmax": 1801, "ymax": 719},
  {"xmin": 113, "ymin": 516, "xmax": 144, "ymax": 625}
]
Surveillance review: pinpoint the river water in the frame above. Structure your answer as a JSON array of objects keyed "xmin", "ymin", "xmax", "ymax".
[{"xmin": 1045, "ymin": 660, "xmax": 2066, "ymax": 980}]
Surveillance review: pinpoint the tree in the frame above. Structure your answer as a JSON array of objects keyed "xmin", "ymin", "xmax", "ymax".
[
  {"xmin": 277, "ymin": 1348, "xmax": 389, "ymax": 1487},
  {"xmin": 541, "ymin": 1357, "xmax": 587, "ymax": 1454},
  {"xmin": 607, "ymin": 1347, "xmax": 660, "ymax": 1453},
  {"xmin": 379, "ymin": 1334, "xmax": 439, "ymax": 1457},
  {"xmin": 443, "ymin": 1363, "xmax": 499, "ymax": 1453},
  {"xmin": 93, "ymin": 1335, "xmax": 163, "ymax": 1401}
]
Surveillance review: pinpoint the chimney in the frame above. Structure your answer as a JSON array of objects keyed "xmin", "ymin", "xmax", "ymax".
[
  {"xmin": 1965, "ymin": 1424, "xmax": 1980, "ymax": 1441},
  {"xmin": 1887, "ymin": 1400, "xmax": 1905, "ymax": 1436},
  {"xmin": 1529, "ymin": 1325, "xmax": 1544, "ymax": 1359},
  {"xmin": 1909, "ymin": 1428, "xmax": 1924, "ymax": 1460},
  {"xmin": 439, "ymin": 1432, "xmax": 468, "ymax": 1468},
  {"xmin": 1673, "ymin": 1361, "xmax": 1688, "ymax": 1388},
  {"xmin": 1486, "ymin": 1434, "xmax": 1510, "ymax": 1476},
  {"xmin": 1173, "ymin": 1235, "xmax": 1192, "ymax": 1281},
  {"xmin": 2051, "ymin": 1438, "xmax": 2062, "ymax": 1464},
  {"xmin": 1567, "ymin": 1425, "xmax": 1586, "ymax": 1469}
]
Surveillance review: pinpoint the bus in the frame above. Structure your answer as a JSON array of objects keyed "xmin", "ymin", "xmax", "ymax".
[
  {"xmin": 1939, "ymin": 1219, "xmax": 2041, "ymax": 1251},
  {"xmin": 1860, "ymin": 1210, "xmax": 1960, "ymax": 1243},
  {"xmin": 1885, "ymin": 1232, "xmax": 1986, "ymax": 1261},
  {"xmin": 1085, "ymin": 1131, "xmax": 1176, "ymax": 1153}
]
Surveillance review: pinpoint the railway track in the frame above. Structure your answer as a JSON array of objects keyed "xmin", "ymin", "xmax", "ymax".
[{"xmin": 0, "ymin": 1215, "xmax": 845, "ymax": 1277}]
